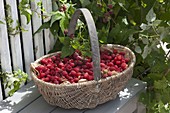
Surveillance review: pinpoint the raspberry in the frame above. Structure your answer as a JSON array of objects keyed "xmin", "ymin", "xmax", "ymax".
[
  {"xmin": 35, "ymin": 48, "xmax": 129, "ymax": 84},
  {"xmin": 70, "ymin": 70, "xmax": 77, "ymax": 76},
  {"xmin": 100, "ymin": 63, "xmax": 106, "ymax": 68},
  {"xmin": 113, "ymin": 49, "xmax": 118, "ymax": 54},
  {"xmin": 64, "ymin": 29, "xmax": 68, "ymax": 35},
  {"xmin": 121, "ymin": 63, "xmax": 127, "ymax": 70},
  {"xmin": 108, "ymin": 4, "xmax": 113, "ymax": 9},
  {"xmin": 74, "ymin": 78, "xmax": 79, "ymax": 83},
  {"xmin": 73, "ymin": 67, "xmax": 80, "ymax": 72},
  {"xmin": 62, "ymin": 71, "xmax": 68, "ymax": 77},
  {"xmin": 66, "ymin": 64, "xmax": 72, "ymax": 72},
  {"xmin": 117, "ymin": 55, "xmax": 122, "ymax": 61}
]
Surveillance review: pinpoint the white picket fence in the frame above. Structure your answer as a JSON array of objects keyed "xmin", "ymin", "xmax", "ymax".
[{"xmin": 0, "ymin": 0, "xmax": 54, "ymax": 100}]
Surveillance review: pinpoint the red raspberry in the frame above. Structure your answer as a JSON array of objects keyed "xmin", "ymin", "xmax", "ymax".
[
  {"xmin": 73, "ymin": 67, "xmax": 80, "ymax": 72},
  {"xmin": 107, "ymin": 71, "xmax": 113, "ymax": 76},
  {"xmin": 100, "ymin": 63, "xmax": 106, "ymax": 68},
  {"xmin": 69, "ymin": 62, "xmax": 75, "ymax": 67},
  {"xmin": 58, "ymin": 62, "xmax": 64, "ymax": 68},
  {"xmin": 87, "ymin": 75, "xmax": 94, "ymax": 81},
  {"xmin": 102, "ymin": 74, "xmax": 108, "ymax": 78},
  {"xmin": 64, "ymin": 29, "xmax": 68, "ymax": 35},
  {"xmin": 108, "ymin": 4, "xmax": 113, "ymax": 9},
  {"xmin": 121, "ymin": 63, "xmax": 128, "ymax": 70},
  {"xmin": 74, "ymin": 78, "xmax": 79, "ymax": 83},
  {"xmin": 40, "ymin": 59, "xmax": 48, "ymax": 65},
  {"xmin": 70, "ymin": 70, "xmax": 77, "ymax": 76},
  {"xmin": 107, "ymin": 62, "xmax": 114, "ymax": 67},
  {"xmin": 119, "ymin": 52, "xmax": 125, "ymax": 56},
  {"xmin": 117, "ymin": 55, "xmax": 122, "ymax": 61},
  {"xmin": 125, "ymin": 58, "xmax": 130, "ymax": 63},
  {"xmin": 62, "ymin": 71, "xmax": 68, "ymax": 77},
  {"xmin": 115, "ymin": 61, "xmax": 121, "ymax": 65},
  {"xmin": 109, "ymin": 67, "xmax": 115, "ymax": 71},
  {"xmin": 54, "ymin": 80, "xmax": 59, "ymax": 84},
  {"xmin": 66, "ymin": 64, "xmax": 72, "ymax": 72},
  {"xmin": 40, "ymin": 73, "xmax": 46, "ymax": 78},
  {"xmin": 111, "ymin": 53, "xmax": 116, "ymax": 59},
  {"xmin": 113, "ymin": 49, "xmax": 118, "ymax": 54},
  {"xmin": 86, "ymin": 62, "xmax": 92, "ymax": 68}
]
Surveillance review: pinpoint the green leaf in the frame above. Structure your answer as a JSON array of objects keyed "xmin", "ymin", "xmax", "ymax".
[
  {"xmin": 148, "ymin": 73, "xmax": 162, "ymax": 80},
  {"xmin": 59, "ymin": 37, "xmax": 70, "ymax": 45},
  {"xmin": 59, "ymin": 0, "xmax": 67, "ymax": 4},
  {"xmin": 34, "ymin": 21, "xmax": 50, "ymax": 35},
  {"xmin": 80, "ymin": 0, "xmax": 91, "ymax": 7},
  {"xmin": 154, "ymin": 77, "xmax": 168, "ymax": 90},
  {"xmin": 50, "ymin": 21, "xmax": 59, "ymax": 37},
  {"xmin": 71, "ymin": 38, "xmax": 81, "ymax": 49},
  {"xmin": 142, "ymin": 45, "xmax": 151, "ymax": 59},
  {"xmin": 52, "ymin": 1, "xmax": 59, "ymax": 11},
  {"xmin": 135, "ymin": 45, "xmax": 142, "ymax": 53},
  {"xmin": 59, "ymin": 15, "xmax": 69, "ymax": 33},
  {"xmin": 140, "ymin": 23, "xmax": 151, "ymax": 30},
  {"xmin": 21, "ymin": 11, "xmax": 31, "ymax": 24},
  {"xmin": 0, "ymin": 20, "xmax": 4, "ymax": 24},
  {"xmin": 61, "ymin": 46, "xmax": 74, "ymax": 58},
  {"xmin": 142, "ymin": 38, "xmax": 149, "ymax": 44},
  {"xmin": 50, "ymin": 12, "xmax": 64, "ymax": 26},
  {"xmin": 146, "ymin": 8, "xmax": 156, "ymax": 23}
]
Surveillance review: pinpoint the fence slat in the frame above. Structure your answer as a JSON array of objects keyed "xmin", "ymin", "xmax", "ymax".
[
  {"xmin": 0, "ymin": 0, "xmax": 13, "ymax": 100},
  {"xmin": 5, "ymin": 0, "xmax": 23, "ymax": 71},
  {"xmin": 31, "ymin": 0, "xmax": 44, "ymax": 59},
  {"xmin": 18, "ymin": 0, "xmax": 34, "ymax": 78},
  {"xmin": 42, "ymin": 0, "xmax": 55, "ymax": 54}
]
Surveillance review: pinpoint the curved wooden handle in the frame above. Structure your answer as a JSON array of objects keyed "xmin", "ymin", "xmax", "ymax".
[{"xmin": 68, "ymin": 8, "xmax": 101, "ymax": 81}]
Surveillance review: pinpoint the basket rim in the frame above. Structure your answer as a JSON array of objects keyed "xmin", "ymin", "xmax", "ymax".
[{"xmin": 30, "ymin": 44, "xmax": 136, "ymax": 88}]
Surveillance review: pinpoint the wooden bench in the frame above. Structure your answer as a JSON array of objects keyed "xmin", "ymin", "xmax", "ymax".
[{"xmin": 0, "ymin": 78, "xmax": 146, "ymax": 113}]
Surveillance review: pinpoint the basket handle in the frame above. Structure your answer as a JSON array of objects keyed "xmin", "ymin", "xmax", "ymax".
[{"xmin": 68, "ymin": 8, "xmax": 101, "ymax": 82}]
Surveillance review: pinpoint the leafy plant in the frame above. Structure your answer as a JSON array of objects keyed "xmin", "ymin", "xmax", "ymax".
[
  {"xmin": 1, "ymin": 0, "xmax": 170, "ymax": 112},
  {"xmin": 32, "ymin": 0, "xmax": 170, "ymax": 112},
  {"xmin": 0, "ymin": 69, "xmax": 28, "ymax": 96}
]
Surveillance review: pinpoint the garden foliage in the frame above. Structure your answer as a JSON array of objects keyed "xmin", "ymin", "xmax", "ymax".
[{"xmin": 1, "ymin": 0, "xmax": 170, "ymax": 112}]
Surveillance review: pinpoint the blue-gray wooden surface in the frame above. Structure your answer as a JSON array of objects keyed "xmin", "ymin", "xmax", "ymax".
[{"xmin": 0, "ymin": 78, "xmax": 146, "ymax": 113}]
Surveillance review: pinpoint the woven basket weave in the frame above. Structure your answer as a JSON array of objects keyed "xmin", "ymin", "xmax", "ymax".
[{"xmin": 30, "ymin": 8, "xmax": 136, "ymax": 109}]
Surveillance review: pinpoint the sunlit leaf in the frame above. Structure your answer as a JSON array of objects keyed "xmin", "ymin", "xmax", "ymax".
[
  {"xmin": 140, "ymin": 23, "xmax": 150, "ymax": 30},
  {"xmin": 146, "ymin": 8, "xmax": 156, "ymax": 23},
  {"xmin": 80, "ymin": 0, "xmax": 91, "ymax": 7},
  {"xmin": 135, "ymin": 45, "xmax": 142, "ymax": 53},
  {"xmin": 142, "ymin": 45, "xmax": 151, "ymax": 59},
  {"xmin": 50, "ymin": 12, "xmax": 64, "ymax": 26}
]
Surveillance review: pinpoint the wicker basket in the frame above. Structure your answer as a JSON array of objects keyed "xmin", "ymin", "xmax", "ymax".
[{"xmin": 30, "ymin": 8, "xmax": 136, "ymax": 109}]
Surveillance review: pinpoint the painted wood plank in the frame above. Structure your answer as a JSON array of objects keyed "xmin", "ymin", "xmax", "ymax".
[
  {"xmin": 50, "ymin": 107, "xmax": 86, "ymax": 113},
  {"xmin": 0, "ymin": 0, "xmax": 13, "ymax": 100},
  {"xmin": 42, "ymin": 0, "xmax": 55, "ymax": 54},
  {"xmin": 84, "ymin": 78, "xmax": 147, "ymax": 113},
  {"xmin": 0, "ymin": 81, "xmax": 41, "ymax": 113},
  {"xmin": 18, "ymin": 0, "xmax": 34, "ymax": 79},
  {"xmin": 5, "ymin": 0, "xmax": 23, "ymax": 71},
  {"xmin": 116, "ymin": 96, "xmax": 138, "ymax": 113},
  {"xmin": 18, "ymin": 96, "xmax": 56, "ymax": 113},
  {"xmin": 0, "ymin": 0, "xmax": 12, "ymax": 101},
  {"xmin": 31, "ymin": 0, "xmax": 44, "ymax": 59},
  {"xmin": 0, "ymin": 78, "xmax": 146, "ymax": 113},
  {"xmin": 19, "ymin": 96, "xmax": 85, "ymax": 113},
  {"xmin": 0, "ymin": 0, "xmax": 12, "ymax": 73}
]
